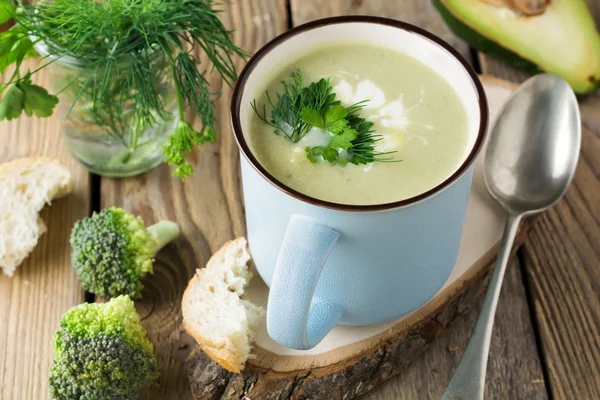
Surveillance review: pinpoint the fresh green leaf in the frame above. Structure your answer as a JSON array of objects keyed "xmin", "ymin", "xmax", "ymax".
[
  {"xmin": 0, "ymin": 84, "xmax": 24, "ymax": 120},
  {"xmin": 310, "ymin": 146, "xmax": 325, "ymax": 156},
  {"xmin": 325, "ymin": 118, "xmax": 348, "ymax": 135},
  {"xmin": 8, "ymin": 36, "xmax": 33, "ymax": 61},
  {"xmin": 323, "ymin": 105, "xmax": 347, "ymax": 126},
  {"xmin": 330, "ymin": 128, "xmax": 357, "ymax": 150},
  {"xmin": 0, "ymin": 30, "xmax": 34, "ymax": 73},
  {"xmin": 302, "ymin": 105, "xmax": 349, "ymax": 134},
  {"xmin": 20, "ymin": 83, "xmax": 58, "ymax": 117},
  {"xmin": 0, "ymin": 32, "xmax": 19, "ymax": 72},
  {"xmin": 305, "ymin": 146, "xmax": 317, "ymax": 163},
  {"xmin": 300, "ymin": 108, "xmax": 323, "ymax": 129},
  {"xmin": 0, "ymin": 0, "xmax": 15, "ymax": 25},
  {"xmin": 322, "ymin": 147, "xmax": 339, "ymax": 163},
  {"xmin": 305, "ymin": 145, "xmax": 328, "ymax": 163}
]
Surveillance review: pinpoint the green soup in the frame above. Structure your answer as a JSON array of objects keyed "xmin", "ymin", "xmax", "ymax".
[{"xmin": 248, "ymin": 44, "xmax": 469, "ymax": 205}]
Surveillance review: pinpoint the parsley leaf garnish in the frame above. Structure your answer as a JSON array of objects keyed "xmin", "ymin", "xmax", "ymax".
[
  {"xmin": 20, "ymin": 76, "xmax": 59, "ymax": 118},
  {"xmin": 299, "ymin": 108, "xmax": 322, "ymax": 129},
  {"xmin": 252, "ymin": 68, "xmax": 397, "ymax": 165},
  {"xmin": 302, "ymin": 105, "xmax": 349, "ymax": 134},
  {"xmin": 322, "ymin": 105, "xmax": 348, "ymax": 134},
  {"xmin": 329, "ymin": 128, "xmax": 357, "ymax": 150},
  {"xmin": 0, "ymin": 0, "xmax": 15, "ymax": 25},
  {"xmin": 0, "ymin": 84, "xmax": 24, "ymax": 121},
  {"xmin": 0, "ymin": 73, "xmax": 58, "ymax": 121}
]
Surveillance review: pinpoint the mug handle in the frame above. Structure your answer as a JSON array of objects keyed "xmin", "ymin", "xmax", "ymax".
[{"xmin": 267, "ymin": 214, "xmax": 344, "ymax": 350}]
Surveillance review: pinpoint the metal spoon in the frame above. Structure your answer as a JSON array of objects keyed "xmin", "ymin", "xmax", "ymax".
[{"xmin": 442, "ymin": 74, "xmax": 581, "ymax": 400}]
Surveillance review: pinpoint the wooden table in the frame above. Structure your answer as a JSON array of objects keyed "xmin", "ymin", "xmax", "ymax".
[{"xmin": 2, "ymin": 1, "xmax": 599, "ymax": 399}]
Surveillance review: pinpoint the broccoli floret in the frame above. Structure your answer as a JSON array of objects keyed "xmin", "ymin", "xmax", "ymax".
[
  {"xmin": 49, "ymin": 296, "xmax": 158, "ymax": 400},
  {"xmin": 70, "ymin": 207, "xmax": 180, "ymax": 298}
]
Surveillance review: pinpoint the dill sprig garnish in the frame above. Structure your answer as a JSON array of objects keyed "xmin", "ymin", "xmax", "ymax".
[
  {"xmin": 0, "ymin": 0, "xmax": 246, "ymax": 178},
  {"xmin": 251, "ymin": 68, "xmax": 396, "ymax": 165},
  {"xmin": 251, "ymin": 69, "xmax": 336, "ymax": 143}
]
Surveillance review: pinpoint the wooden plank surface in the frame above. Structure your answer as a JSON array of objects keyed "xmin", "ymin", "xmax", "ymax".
[
  {"xmin": 521, "ymin": 76, "xmax": 600, "ymax": 399},
  {"xmin": 0, "ymin": 66, "xmax": 88, "ymax": 399},
  {"xmin": 98, "ymin": 1, "xmax": 287, "ymax": 399},
  {"xmin": 363, "ymin": 259, "xmax": 548, "ymax": 400},
  {"xmin": 290, "ymin": 0, "xmax": 468, "ymax": 54},
  {"xmin": 289, "ymin": 1, "xmax": 549, "ymax": 399},
  {"xmin": 2, "ymin": 0, "xmax": 598, "ymax": 399},
  {"xmin": 477, "ymin": 1, "xmax": 600, "ymax": 397}
]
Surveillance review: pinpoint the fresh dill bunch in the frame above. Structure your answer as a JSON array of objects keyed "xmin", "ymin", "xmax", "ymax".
[
  {"xmin": 252, "ymin": 68, "xmax": 396, "ymax": 165},
  {"xmin": 251, "ymin": 68, "xmax": 337, "ymax": 143},
  {"xmin": 0, "ymin": 0, "xmax": 245, "ymax": 179}
]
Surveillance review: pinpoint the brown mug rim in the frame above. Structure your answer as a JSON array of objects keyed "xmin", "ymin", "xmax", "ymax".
[{"xmin": 230, "ymin": 16, "xmax": 489, "ymax": 212}]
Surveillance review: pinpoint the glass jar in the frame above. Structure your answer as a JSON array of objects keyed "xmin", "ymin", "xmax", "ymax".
[{"xmin": 35, "ymin": 42, "xmax": 178, "ymax": 177}]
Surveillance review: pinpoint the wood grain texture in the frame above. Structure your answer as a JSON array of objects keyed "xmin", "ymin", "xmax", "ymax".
[
  {"xmin": 362, "ymin": 259, "xmax": 548, "ymax": 400},
  {"xmin": 477, "ymin": 2, "xmax": 600, "ymax": 398},
  {"xmin": 519, "ymin": 94, "xmax": 600, "ymax": 400},
  {"xmin": 290, "ymin": 0, "xmax": 468, "ymax": 57},
  {"xmin": 98, "ymin": 1, "xmax": 288, "ymax": 399},
  {"xmin": 0, "ymin": 65, "xmax": 88, "ymax": 400}
]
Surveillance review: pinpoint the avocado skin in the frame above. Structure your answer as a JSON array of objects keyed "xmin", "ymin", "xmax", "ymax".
[{"xmin": 433, "ymin": 0, "xmax": 542, "ymax": 75}]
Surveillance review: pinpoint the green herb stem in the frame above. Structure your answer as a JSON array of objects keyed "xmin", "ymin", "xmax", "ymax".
[
  {"xmin": 252, "ymin": 68, "xmax": 398, "ymax": 166},
  {"xmin": 170, "ymin": 61, "xmax": 186, "ymax": 122},
  {"xmin": 0, "ymin": 0, "xmax": 245, "ymax": 179}
]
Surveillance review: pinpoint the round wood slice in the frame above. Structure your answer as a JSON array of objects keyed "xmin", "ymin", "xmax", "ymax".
[{"xmin": 187, "ymin": 76, "xmax": 524, "ymax": 400}]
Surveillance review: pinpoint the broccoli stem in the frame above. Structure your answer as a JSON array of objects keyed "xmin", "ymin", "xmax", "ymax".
[{"xmin": 147, "ymin": 221, "xmax": 180, "ymax": 254}]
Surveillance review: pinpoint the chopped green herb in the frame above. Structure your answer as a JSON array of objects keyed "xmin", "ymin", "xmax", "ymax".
[
  {"xmin": 251, "ymin": 68, "xmax": 337, "ymax": 143},
  {"xmin": 252, "ymin": 68, "xmax": 397, "ymax": 165},
  {"xmin": 322, "ymin": 147, "xmax": 340, "ymax": 163}
]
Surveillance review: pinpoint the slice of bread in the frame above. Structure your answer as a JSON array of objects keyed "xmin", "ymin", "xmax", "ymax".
[
  {"xmin": 0, "ymin": 157, "xmax": 73, "ymax": 276},
  {"xmin": 182, "ymin": 237, "xmax": 265, "ymax": 373}
]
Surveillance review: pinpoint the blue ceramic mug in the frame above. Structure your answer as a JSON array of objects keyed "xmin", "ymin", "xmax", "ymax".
[{"xmin": 231, "ymin": 17, "xmax": 488, "ymax": 350}]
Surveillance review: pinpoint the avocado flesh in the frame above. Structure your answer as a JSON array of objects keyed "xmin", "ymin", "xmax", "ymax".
[{"xmin": 435, "ymin": 0, "xmax": 600, "ymax": 94}]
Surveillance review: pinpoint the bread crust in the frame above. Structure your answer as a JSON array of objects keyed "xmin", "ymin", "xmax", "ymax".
[{"xmin": 182, "ymin": 239, "xmax": 253, "ymax": 373}]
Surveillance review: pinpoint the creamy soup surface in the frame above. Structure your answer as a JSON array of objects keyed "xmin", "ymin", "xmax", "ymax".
[{"xmin": 248, "ymin": 45, "xmax": 469, "ymax": 205}]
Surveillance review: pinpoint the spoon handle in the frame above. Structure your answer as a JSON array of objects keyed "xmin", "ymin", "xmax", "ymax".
[{"xmin": 442, "ymin": 213, "xmax": 522, "ymax": 400}]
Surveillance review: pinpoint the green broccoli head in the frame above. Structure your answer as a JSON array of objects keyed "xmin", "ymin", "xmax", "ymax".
[
  {"xmin": 49, "ymin": 296, "xmax": 158, "ymax": 400},
  {"xmin": 70, "ymin": 207, "xmax": 179, "ymax": 298}
]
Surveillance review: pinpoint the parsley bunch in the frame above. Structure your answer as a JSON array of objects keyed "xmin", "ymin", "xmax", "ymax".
[
  {"xmin": 0, "ymin": 0, "xmax": 245, "ymax": 179},
  {"xmin": 252, "ymin": 68, "xmax": 395, "ymax": 165},
  {"xmin": 0, "ymin": 23, "xmax": 56, "ymax": 120}
]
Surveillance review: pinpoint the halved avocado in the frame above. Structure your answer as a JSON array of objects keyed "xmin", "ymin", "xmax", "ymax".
[{"xmin": 434, "ymin": 0, "xmax": 600, "ymax": 94}]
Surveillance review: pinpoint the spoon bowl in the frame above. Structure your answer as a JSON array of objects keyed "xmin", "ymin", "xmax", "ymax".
[{"xmin": 484, "ymin": 74, "xmax": 581, "ymax": 215}]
